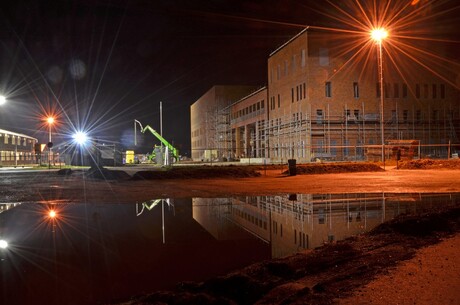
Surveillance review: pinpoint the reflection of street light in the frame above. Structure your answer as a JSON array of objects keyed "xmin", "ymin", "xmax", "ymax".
[{"xmin": 371, "ymin": 27, "xmax": 388, "ymax": 167}]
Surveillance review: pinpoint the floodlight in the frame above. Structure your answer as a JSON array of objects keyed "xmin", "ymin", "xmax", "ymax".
[
  {"xmin": 0, "ymin": 239, "xmax": 8, "ymax": 249},
  {"xmin": 0, "ymin": 95, "xmax": 6, "ymax": 106},
  {"xmin": 73, "ymin": 131, "xmax": 88, "ymax": 145}
]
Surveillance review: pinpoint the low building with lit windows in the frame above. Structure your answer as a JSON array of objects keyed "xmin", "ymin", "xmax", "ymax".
[{"xmin": 0, "ymin": 129, "xmax": 38, "ymax": 166}]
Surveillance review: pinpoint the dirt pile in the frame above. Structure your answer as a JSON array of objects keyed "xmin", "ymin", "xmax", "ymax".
[
  {"xmin": 119, "ymin": 206, "xmax": 460, "ymax": 305},
  {"xmin": 284, "ymin": 162, "xmax": 384, "ymax": 175},
  {"xmin": 131, "ymin": 166, "xmax": 261, "ymax": 180},
  {"xmin": 398, "ymin": 158, "xmax": 460, "ymax": 169}
]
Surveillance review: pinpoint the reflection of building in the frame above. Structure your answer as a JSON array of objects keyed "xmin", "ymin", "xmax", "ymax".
[
  {"xmin": 190, "ymin": 28, "xmax": 459, "ymax": 162},
  {"xmin": 192, "ymin": 193, "xmax": 460, "ymax": 258},
  {"xmin": 0, "ymin": 129, "xmax": 38, "ymax": 166},
  {"xmin": 0, "ymin": 203, "xmax": 21, "ymax": 214}
]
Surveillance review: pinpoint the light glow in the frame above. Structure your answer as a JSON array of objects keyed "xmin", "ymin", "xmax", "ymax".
[
  {"xmin": 73, "ymin": 131, "xmax": 88, "ymax": 145},
  {"xmin": 49, "ymin": 210, "xmax": 57, "ymax": 218},
  {"xmin": 47, "ymin": 117, "xmax": 55, "ymax": 124},
  {"xmin": 371, "ymin": 28, "xmax": 388, "ymax": 42},
  {"xmin": 0, "ymin": 240, "xmax": 8, "ymax": 249},
  {"xmin": 0, "ymin": 95, "xmax": 6, "ymax": 106}
]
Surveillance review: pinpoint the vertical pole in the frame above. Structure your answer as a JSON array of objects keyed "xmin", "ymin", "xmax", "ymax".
[{"xmin": 378, "ymin": 41, "xmax": 385, "ymax": 169}]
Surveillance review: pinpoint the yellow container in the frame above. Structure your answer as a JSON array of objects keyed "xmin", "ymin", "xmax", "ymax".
[{"xmin": 125, "ymin": 150, "xmax": 135, "ymax": 164}]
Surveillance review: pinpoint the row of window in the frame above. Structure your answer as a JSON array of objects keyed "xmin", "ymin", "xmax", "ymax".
[
  {"xmin": 270, "ymin": 49, "xmax": 307, "ymax": 83},
  {"xmin": 231, "ymin": 100, "xmax": 265, "ymax": 120},
  {"xmin": 0, "ymin": 135, "xmax": 34, "ymax": 146}
]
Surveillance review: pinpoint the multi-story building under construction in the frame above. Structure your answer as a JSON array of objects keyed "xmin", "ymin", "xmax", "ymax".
[{"xmin": 191, "ymin": 28, "xmax": 459, "ymax": 163}]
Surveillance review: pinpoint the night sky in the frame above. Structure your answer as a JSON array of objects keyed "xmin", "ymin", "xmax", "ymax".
[{"xmin": 0, "ymin": 0, "xmax": 458, "ymax": 155}]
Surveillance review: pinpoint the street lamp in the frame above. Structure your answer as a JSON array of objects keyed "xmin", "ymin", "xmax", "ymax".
[
  {"xmin": 0, "ymin": 95, "xmax": 6, "ymax": 106},
  {"xmin": 371, "ymin": 28, "xmax": 388, "ymax": 167},
  {"xmin": 47, "ymin": 117, "xmax": 55, "ymax": 168}
]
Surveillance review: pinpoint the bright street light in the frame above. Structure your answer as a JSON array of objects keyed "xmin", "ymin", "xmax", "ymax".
[
  {"xmin": 371, "ymin": 27, "xmax": 388, "ymax": 167},
  {"xmin": 0, "ymin": 239, "xmax": 8, "ymax": 249},
  {"xmin": 0, "ymin": 95, "xmax": 6, "ymax": 106},
  {"xmin": 46, "ymin": 116, "xmax": 55, "ymax": 168},
  {"xmin": 73, "ymin": 131, "xmax": 88, "ymax": 145},
  {"xmin": 371, "ymin": 28, "xmax": 388, "ymax": 42}
]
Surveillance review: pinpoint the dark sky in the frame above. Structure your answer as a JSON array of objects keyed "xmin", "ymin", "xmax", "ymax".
[{"xmin": 0, "ymin": 0, "xmax": 458, "ymax": 155}]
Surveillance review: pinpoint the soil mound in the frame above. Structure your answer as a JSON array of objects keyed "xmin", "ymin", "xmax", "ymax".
[
  {"xmin": 284, "ymin": 162, "xmax": 384, "ymax": 175},
  {"xmin": 131, "ymin": 166, "xmax": 261, "ymax": 180},
  {"xmin": 398, "ymin": 158, "xmax": 460, "ymax": 169}
]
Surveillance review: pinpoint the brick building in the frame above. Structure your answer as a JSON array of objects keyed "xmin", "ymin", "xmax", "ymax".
[{"xmin": 192, "ymin": 28, "xmax": 459, "ymax": 163}]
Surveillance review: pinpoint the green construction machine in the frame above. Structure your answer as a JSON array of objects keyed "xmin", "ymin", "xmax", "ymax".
[{"xmin": 134, "ymin": 120, "xmax": 179, "ymax": 163}]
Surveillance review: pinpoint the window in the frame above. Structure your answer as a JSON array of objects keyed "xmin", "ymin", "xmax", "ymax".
[
  {"xmin": 4, "ymin": 135, "xmax": 8, "ymax": 144},
  {"xmin": 385, "ymin": 83, "xmax": 391, "ymax": 98},
  {"xmin": 394, "ymin": 83, "xmax": 399, "ymax": 98},
  {"xmin": 325, "ymin": 82, "xmax": 332, "ymax": 97},
  {"xmin": 403, "ymin": 110, "xmax": 409, "ymax": 123},
  {"xmin": 440, "ymin": 84, "xmax": 445, "ymax": 99},
  {"xmin": 303, "ymin": 83, "xmax": 306, "ymax": 99},
  {"xmin": 423, "ymin": 84, "xmax": 429, "ymax": 98},
  {"xmin": 261, "ymin": 100, "xmax": 264, "ymax": 109},
  {"xmin": 257, "ymin": 102, "xmax": 260, "ymax": 110},
  {"xmin": 284, "ymin": 60, "xmax": 288, "ymax": 76},
  {"xmin": 416, "ymin": 84, "xmax": 420, "ymax": 98},
  {"xmin": 353, "ymin": 82, "xmax": 359, "ymax": 98},
  {"xmin": 277, "ymin": 65, "xmax": 281, "ymax": 80},
  {"xmin": 391, "ymin": 110, "xmax": 397, "ymax": 123},
  {"xmin": 291, "ymin": 88, "xmax": 294, "ymax": 103},
  {"xmin": 432, "ymin": 84, "xmax": 437, "ymax": 99},
  {"xmin": 432, "ymin": 110, "xmax": 439, "ymax": 122},
  {"xmin": 316, "ymin": 109, "xmax": 323, "ymax": 124},
  {"xmin": 319, "ymin": 48, "xmax": 329, "ymax": 66},
  {"xmin": 376, "ymin": 82, "xmax": 381, "ymax": 98},
  {"xmin": 277, "ymin": 94, "xmax": 280, "ymax": 108},
  {"xmin": 301, "ymin": 49, "xmax": 306, "ymax": 67},
  {"xmin": 416, "ymin": 110, "xmax": 422, "ymax": 123},
  {"xmin": 402, "ymin": 83, "xmax": 408, "ymax": 98},
  {"xmin": 354, "ymin": 109, "xmax": 360, "ymax": 119}
]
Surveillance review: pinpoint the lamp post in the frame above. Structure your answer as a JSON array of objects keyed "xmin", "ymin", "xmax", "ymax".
[
  {"xmin": 47, "ymin": 117, "xmax": 55, "ymax": 168},
  {"xmin": 371, "ymin": 28, "xmax": 388, "ymax": 167}
]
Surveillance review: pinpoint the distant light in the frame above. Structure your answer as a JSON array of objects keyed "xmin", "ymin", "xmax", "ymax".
[
  {"xmin": 0, "ymin": 95, "xmax": 6, "ymax": 106},
  {"xmin": 47, "ymin": 117, "xmax": 55, "ymax": 124},
  {"xmin": 371, "ymin": 28, "xmax": 388, "ymax": 42},
  {"xmin": 49, "ymin": 210, "xmax": 57, "ymax": 218},
  {"xmin": 0, "ymin": 240, "xmax": 7, "ymax": 249},
  {"xmin": 73, "ymin": 131, "xmax": 88, "ymax": 145}
]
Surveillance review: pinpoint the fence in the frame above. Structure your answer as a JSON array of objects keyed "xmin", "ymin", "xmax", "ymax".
[{"xmin": 189, "ymin": 143, "xmax": 460, "ymax": 164}]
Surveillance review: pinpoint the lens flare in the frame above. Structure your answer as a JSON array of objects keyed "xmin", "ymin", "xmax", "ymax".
[
  {"xmin": 371, "ymin": 28, "xmax": 388, "ymax": 42},
  {"xmin": 0, "ymin": 240, "xmax": 8, "ymax": 249}
]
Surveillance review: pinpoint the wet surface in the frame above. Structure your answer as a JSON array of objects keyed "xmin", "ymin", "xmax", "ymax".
[{"xmin": 0, "ymin": 193, "xmax": 459, "ymax": 305}]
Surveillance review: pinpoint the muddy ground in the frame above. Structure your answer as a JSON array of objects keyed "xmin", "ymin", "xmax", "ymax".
[{"xmin": 1, "ymin": 159, "xmax": 460, "ymax": 304}]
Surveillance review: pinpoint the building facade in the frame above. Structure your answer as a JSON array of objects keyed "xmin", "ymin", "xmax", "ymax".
[
  {"xmin": 191, "ymin": 28, "xmax": 460, "ymax": 163},
  {"xmin": 0, "ymin": 129, "xmax": 38, "ymax": 166},
  {"xmin": 190, "ymin": 85, "xmax": 258, "ymax": 161}
]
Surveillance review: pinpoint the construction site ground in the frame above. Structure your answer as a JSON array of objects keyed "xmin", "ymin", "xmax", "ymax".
[{"xmin": 1, "ymin": 158, "xmax": 460, "ymax": 304}]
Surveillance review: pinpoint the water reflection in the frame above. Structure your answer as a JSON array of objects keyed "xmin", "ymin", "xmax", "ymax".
[
  {"xmin": 192, "ymin": 193, "xmax": 460, "ymax": 258},
  {"xmin": 0, "ymin": 193, "xmax": 458, "ymax": 305}
]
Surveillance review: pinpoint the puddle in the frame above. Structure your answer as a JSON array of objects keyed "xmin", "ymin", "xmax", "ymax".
[{"xmin": 0, "ymin": 193, "xmax": 459, "ymax": 305}]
